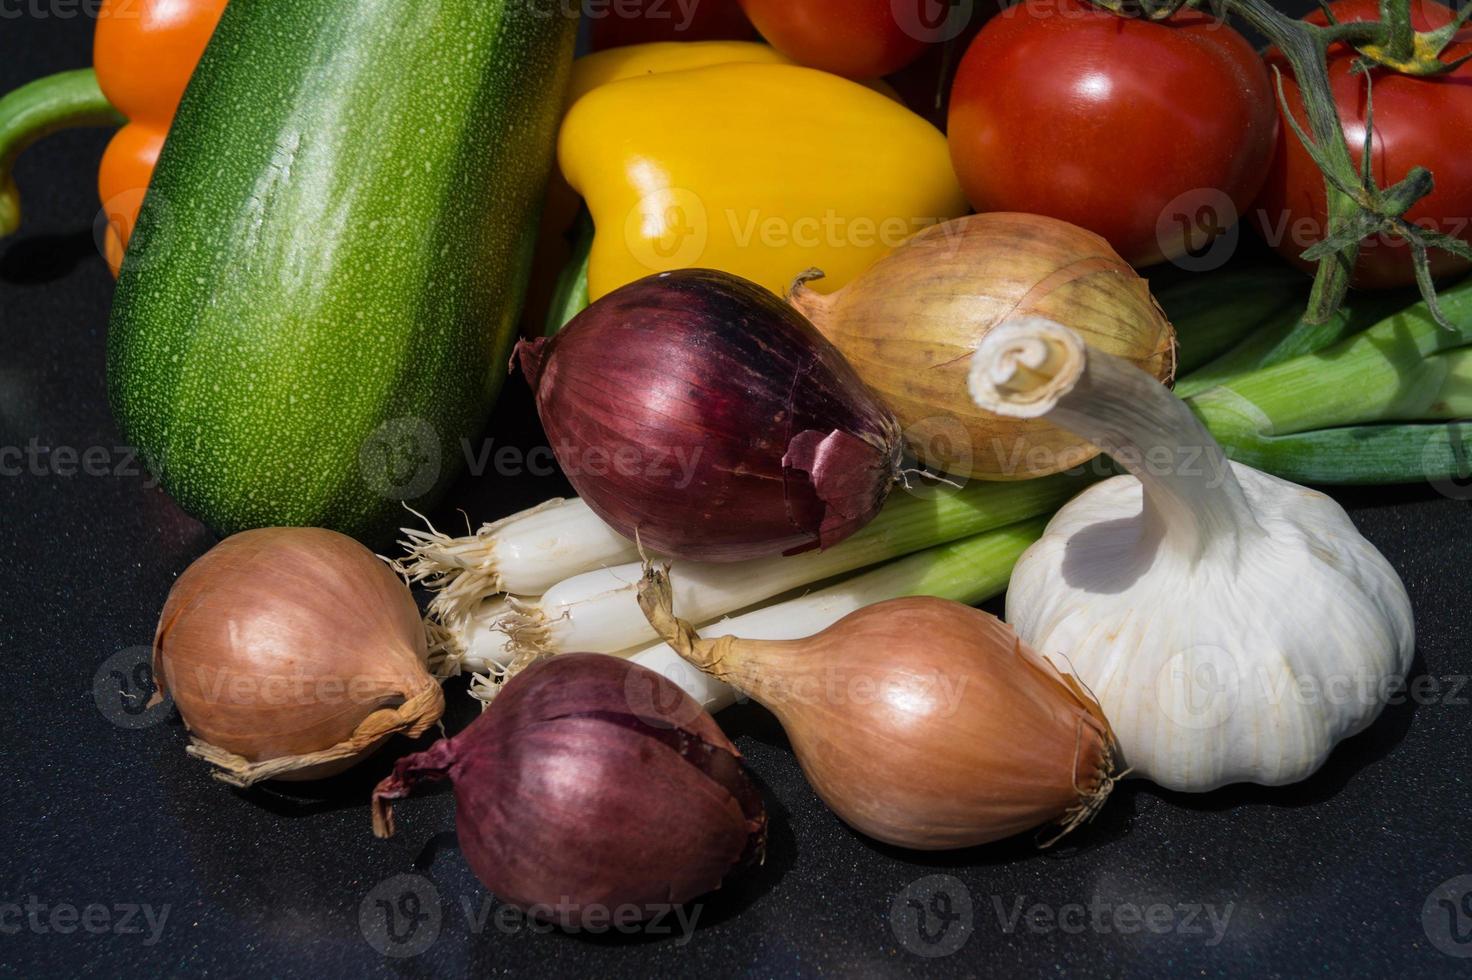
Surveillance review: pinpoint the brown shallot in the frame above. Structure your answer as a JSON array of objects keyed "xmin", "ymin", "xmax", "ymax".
[
  {"xmin": 636, "ymin": 565, "xmax": 1119, "ymax": 849},
  {"xmin": 151, "ymin": 527, "xmax": 443, "ymax": 786}
]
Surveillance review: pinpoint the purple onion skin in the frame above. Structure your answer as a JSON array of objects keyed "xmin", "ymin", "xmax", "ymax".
[
  {"xmin": 371, "ymin": 654, "xmax": 766, "ymax": 929},
  {"xmin": 516, "ymin": 269, "xmax": 903, "ymax": 562}
]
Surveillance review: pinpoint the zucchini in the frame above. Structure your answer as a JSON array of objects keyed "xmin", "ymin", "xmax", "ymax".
[{"xmin": 108, "ymin": 0, "xmax": 577, "ymax": 541}]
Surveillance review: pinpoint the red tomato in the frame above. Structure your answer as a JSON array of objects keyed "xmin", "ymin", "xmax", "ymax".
[
  {"xmin": 1253, "ymin": 0, "xmax": 1472, "ymax": 289},
  {"xmin": 589, "ymin": 0, "xmax": 755, "ymax": 50},
  {"xmin": 947, "ymin": 0, "xmax": 1277, "ymax": 267},
  {"xmin": 736, "ymin": 0, "xmax": 936, "ymax": 79}
]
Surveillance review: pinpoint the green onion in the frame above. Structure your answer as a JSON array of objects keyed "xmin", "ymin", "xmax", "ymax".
[
  {"xmin": 1190, "ymin": 276, "xmax": 1472, "ymax": 482},
  {"xmin": 1177, "ymin": 289, "xmax": 1410, "ymax": 398},
  {"xmin": 1156, "ymin": 266, "xmax": 1304, "ymax": 376},
  {"xmin": 397, "ymin": 498, "xmax": 642, "ymax": 620},
  {"xmin": 626, "ymin": 518, "xmax": 1048, "ymax": 713},
  {"xmin": 439, "ymin": 477, "xmax": 1083, "ymax": 674}
]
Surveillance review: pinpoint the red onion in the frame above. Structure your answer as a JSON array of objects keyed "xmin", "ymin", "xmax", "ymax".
[
  {"xmin": 371, "ymin": 653, "xmax": 766, "ymax": 927},
  {"xmin": 515, "ymin": 269, "xmax": 903, "ymax": 561}
]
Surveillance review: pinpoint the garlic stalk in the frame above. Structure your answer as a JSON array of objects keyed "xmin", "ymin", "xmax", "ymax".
[{"xmin": 968, "ymin": 319, "xmax": 1415, "ymax": 792}]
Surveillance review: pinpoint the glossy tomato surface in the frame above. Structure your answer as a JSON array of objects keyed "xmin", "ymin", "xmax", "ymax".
[
  {"xmin": 1253, "ymin": 0, "xmax": 1472, "ymax": 288},
  {"xmin": 736, "ymin": 0, "xmax": 934, "ymax": 78},
  {"xmin": 589, "ymin": 0, "xmax": 755, "ymax": 50},
  {"xmin": 948, "ymin": 0, "xmax": 1277, "ymax": 267}
]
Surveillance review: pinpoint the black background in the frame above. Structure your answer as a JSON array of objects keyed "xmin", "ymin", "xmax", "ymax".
[{"xmin": 2, "ymin": 4, "xmax": 1470, "ymax": 978}]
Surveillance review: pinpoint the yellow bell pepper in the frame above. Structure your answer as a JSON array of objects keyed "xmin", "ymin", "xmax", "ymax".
[
  {"xmin": 566, "ymin": 41, "xmax": 794, "ymax": 107},
  {"xmin": 566, "ymin": 40, "xmax": 899, "ymax": 112},
  {"xmin": 526, "ymin": 43, "xmax": 799, "ymax": 333},
  {"xmin": 559, "ymin": 62, "xmax": 968, "ymax": 301}
]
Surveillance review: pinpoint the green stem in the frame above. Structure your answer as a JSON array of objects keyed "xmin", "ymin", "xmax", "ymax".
[
  {"xmin": 0, "ymin": 68, "xmax": 123, "ymax": 236},
  {"xmin": 1177, "ymin": 288, "xmax": 1409, "ymax": 398},
  {"xmin": 862, "ymin": 516, "xmax": 1049, "ymax": 606},
  {"xmin": 1377, "ymin": 0, "xmax": 1416, "ymax": 63},
  {"xmin": 543, "ymin": 208, "xmax": 593, "ymax": 336},
  {"xmin": 1194, "ymin": 276, "xmax": 1472, "ymax": 435},
  {"xmin": 1299, "ymin": 186, "xmax": 1363, "ymax": 324},
  {"xmin": 1198, "ymin": 419, "xmax": 1468, "ymax": 485},
  {"xmin": 1220, "ymin": 0, "xmax": 1366, "ymax": 326},
  {"xmin": 1186, "ymin": 276, "xmax": 1472, "ymax": 483},
  {"xmin": 1156, "ymin": 266, "xmax": 1304, "ymax": 376}
]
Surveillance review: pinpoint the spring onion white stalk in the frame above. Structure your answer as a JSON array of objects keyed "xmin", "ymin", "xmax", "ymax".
[
  {"xmin": 624, "ymin": 518, "xmax": 1048, "ymax": 713},
  {"xmin": 425, "ymin": 597, "xmax": 509, "ymax": 679},
  {"xmin": 397, "ymin": 498, "xmax": 640, "ymax": 622},
  {"xmin": 436, "ymin": 477, "xmax": 1081, "ymax": 673}
]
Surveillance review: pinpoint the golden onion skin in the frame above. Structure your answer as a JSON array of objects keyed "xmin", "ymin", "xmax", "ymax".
[
  {"xmin": 789, "ymin": 212, "xmax": 1176, "ymax": 480},
  {"xmin": 152, "ymin": 527, "xmax": 443, "ymax": 784},
  {"xmin": 639, "ymin": 566, "xmax": 1118, "ymax": 850}
]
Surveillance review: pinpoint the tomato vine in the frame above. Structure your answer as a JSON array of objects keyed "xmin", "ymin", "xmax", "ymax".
[{"xmin": 1089, "ymin": 0, "xmax": 1472, "ymax": 337}]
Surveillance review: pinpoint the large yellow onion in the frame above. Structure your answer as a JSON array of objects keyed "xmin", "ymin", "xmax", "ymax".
[
  {"xmin": 787, "ymin": 212, "xmax": 1176, "ymax": 480},
  {"xmin": 151, "ymin": 527, "xmax": 444, "ymax": 786}
]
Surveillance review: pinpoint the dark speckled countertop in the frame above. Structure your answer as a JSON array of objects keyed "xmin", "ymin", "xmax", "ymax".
[{"xmin": 3, "ymin": 6, "xmax": 1470, "ymax": 978}]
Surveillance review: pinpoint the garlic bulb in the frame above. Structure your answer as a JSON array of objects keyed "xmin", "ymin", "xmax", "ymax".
[{"xmin": 968, "ymin": 319, "xmax": 1414, "ymax": 792}]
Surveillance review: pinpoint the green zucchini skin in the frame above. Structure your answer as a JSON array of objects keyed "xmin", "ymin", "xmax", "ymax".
[{"xmin": 108, "ymin": 0, "xmax": 577, "ymax": 541}]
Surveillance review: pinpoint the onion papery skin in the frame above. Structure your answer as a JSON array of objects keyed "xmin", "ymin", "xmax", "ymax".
[
  {"xmin": 152, "ymin": 527, "xmax": 443, "ymax": 784},
  {"xmin": 788, "ymin": 213, "xmax": 1176, "ymax": 480},
  {"xmin": 516, "ymin": 269, "xmax": 903, "ymax": 562},
  {"xmin": 372, "ymin": 654, "xmax": 766, "ymax": 928},
  {"xmin": 639, "ymin": 572, "xmax": 1117, "ymax": 850}
]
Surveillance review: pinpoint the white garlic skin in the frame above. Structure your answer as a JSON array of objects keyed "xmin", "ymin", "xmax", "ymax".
[{"xmin": 1006, "ymin": 463, "xmax": 1414, "ymax": 792}]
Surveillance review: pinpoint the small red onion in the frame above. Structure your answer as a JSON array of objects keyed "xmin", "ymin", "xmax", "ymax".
[
  {"xmin": 515, "ymin": 269, "xmax": 904, "ymax": 561},
  {"xmin": 371, "ymin": 653, "xmax": 766, "ymax": 927}
]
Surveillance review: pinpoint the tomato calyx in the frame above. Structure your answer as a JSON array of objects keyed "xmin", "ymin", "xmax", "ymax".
[{"xmin": 1340, "ymin": 0, "xmax": 1472, "ymax": 76}]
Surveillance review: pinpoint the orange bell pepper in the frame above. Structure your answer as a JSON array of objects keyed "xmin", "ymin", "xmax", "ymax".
[{"xmin": 0, "ymin": 0, "xmax": 226, "ymax": 276}]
